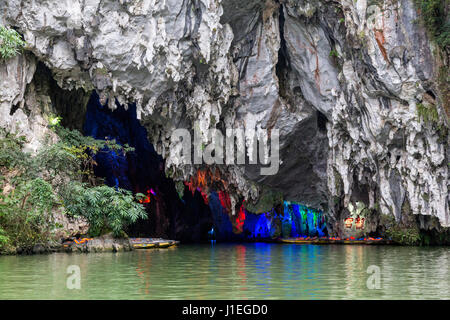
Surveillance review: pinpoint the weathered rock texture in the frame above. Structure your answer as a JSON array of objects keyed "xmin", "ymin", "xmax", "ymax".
[
  {"xmin": 53, "ymin": 209, "xmax": 89, "ymax": 239},
  {"xmin": 0, "ymin": 0, "xmax": 448, "ymax": 235}
]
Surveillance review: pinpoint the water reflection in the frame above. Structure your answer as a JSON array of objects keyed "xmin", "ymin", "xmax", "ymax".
[{"xmin": 0, "ymin": 244, "xmax": 449, "ymax": 299}]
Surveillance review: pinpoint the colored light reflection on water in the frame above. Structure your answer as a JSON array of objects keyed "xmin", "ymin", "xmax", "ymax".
[
  {"xmin": 208, "ymin": 198, "xmax": 327, "ymax": 240},
  {"xmin": 283, "ymin": 202, "xmax": 327, "ymax": 238},
  {"xmin": 179, "ymin": 168, "xmax": 327, "ymax": 240},
  {"xmin": 0, "ymin": 244, "xmax": 449, "ymax": 299}
]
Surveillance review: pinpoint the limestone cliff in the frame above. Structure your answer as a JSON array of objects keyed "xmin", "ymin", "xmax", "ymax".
[{"xmin": 0, "ymin": 0, "xmax": 448, "ymax": 237}]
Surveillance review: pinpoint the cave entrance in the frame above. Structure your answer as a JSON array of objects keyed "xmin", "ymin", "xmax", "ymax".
[
  {"xmin": 52, "ymin": 88, "xmax": 328, "ymax": 243},
  {"xmin": 81, "ymin": 92, "xmax": 214, "ymax": 242}
]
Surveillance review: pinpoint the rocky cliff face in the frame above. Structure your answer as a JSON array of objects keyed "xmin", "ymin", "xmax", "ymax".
[{"xmin": 1, "ymin": 0, "xmax": 448, "ymax": 237}]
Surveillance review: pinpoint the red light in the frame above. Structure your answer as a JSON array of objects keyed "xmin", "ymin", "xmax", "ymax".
[
  {"xmin": 235, "ymin": 201, "xmax": 246, "ymax": 233},
  {"xmin": 218, "ymin": 191, "xmax": 231, "ymax": 213},
  {"xmin": 184, "ymin": 180, "xmax": 196, "ymax": 195},
  {"xmin": 139, "ymin": 189, "xmax": 153, "ymax": 204},
  {"xmin": 200, "ymin": 189, "xmax": 209, "ymax": 205}
]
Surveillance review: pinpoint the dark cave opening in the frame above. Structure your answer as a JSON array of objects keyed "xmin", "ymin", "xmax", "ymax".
[
  {"xmin": 316, "ymin": 110, "xmax": 328, "ymax": 133},
  {"xmin": 275, "ymin": 1, "xmax": 291, "ymax": 99},
  {"xmin": 29, "ymin": 49, "xmax": 330, "ymax": 243},
  {"xmin": 35, "ymin": 62, "xmax": 90, "ymax": 132},
  {"xmin": 82, "ymin": 91, "xmax": 215, "ymax": 242},
  {"xmin": 80, "ymin": 92, "xmax": 328, "ymax": 242}
]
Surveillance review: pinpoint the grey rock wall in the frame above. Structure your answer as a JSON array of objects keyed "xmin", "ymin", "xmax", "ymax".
[{"xmin": 1, "ymin": 0, "xmax": 448, "ymax": 232}]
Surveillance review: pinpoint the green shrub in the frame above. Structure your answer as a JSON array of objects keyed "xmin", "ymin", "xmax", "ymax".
[
  {"xmin": 417, "ymin": 102, "xmax": 439, "ymax": 124},
  {"xmin": 0, "ymin": 227, "xmax": 9, "ymax": 249},
  {"xmin": 0, "ymin": 129, "xmax": 28, "ymax": 168},
  {"xmin": 414, "ymin": 0, "xmax": 449, "ymax": 49},
  {"xmin": 36, "ymin": 142, "xmax": 80, "ymax": 180},
  {"xmin": 0, "ymin": 120, "xmax": 146, "ymax": 252},
  {"xmin": 61, "ymin": 182, "xmax": 147, "ymax": 237},
  {"xmin": 416, "ymin": 102, "xmax": 447, "ymax": 140},
  {"xmin": 50, "ymin": 123, "xmax": 134, "ymax": 184},
  {"xmin": 52, "ymin": 123, "xmax": 133, "ymax": 155},
  {"xmin": 0, "ymin": 26, "xmax": 26, "ymax": 60},
  {"xmin": 0, "ymin": 178, "xmax": 56, "ymax": 250},
  {"xmin": 386, "ymin": 226, "xmax": 421, "ymax": 245},
  {"xmin": 329, "ymin": 49, "xmax": 339, "ymax": 58},
  {"xmin": 435, "ymin": 22, "xmax": 450, "ymax": 48},
  {"xmin": 1, "ymin": 128, "xmax": 81, "ymax": 183}
]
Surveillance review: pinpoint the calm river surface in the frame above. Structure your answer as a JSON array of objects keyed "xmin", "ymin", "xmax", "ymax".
[{"xmin": 0, "ymin": 243, "xmax": 449, "ymax": 299}]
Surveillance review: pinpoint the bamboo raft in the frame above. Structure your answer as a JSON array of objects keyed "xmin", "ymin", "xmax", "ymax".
[
  {"xmin": 280, "ymin": 237, "xmax": 392, "ymax": 245},
  {"xmin": 129, "ymin": 238, "xmax": 180, "ymax": 249}
]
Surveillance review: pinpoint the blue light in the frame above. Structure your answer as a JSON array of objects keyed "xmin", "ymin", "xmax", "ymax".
[{"xmin": 241, "ymin": 201, "xmax": 327, "ymax": 240}]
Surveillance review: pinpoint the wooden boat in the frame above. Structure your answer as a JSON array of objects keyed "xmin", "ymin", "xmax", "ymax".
[
  {"xmin": 280, "ymin": 238, "xmax": 319, "ymax": 244},
  {"xmin": 130, "ymin": 238, "xmax": 179, "ymax": 249},
  {"xmin": 280, "ymin": 237, "xmax": 392, "ymax": 245}
]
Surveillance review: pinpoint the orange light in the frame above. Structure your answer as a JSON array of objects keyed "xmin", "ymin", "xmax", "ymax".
[
  {"xmin": 73, "ymin": 238, "xmax": 93, "ymax": 245},
  {"xmin": 139, "ymin": 189, "xmax": 153, "ymax": 204},
  {"xmin": 344, "ymin": 218, "xmax": 353, "ymax": 228},
  {"xmin": 355, "ymin": 216, "xmax": 365, "ymax": 229},
  {"xmin": 197, "ymin": 170, "xmax": 207, "ymax": 188}
]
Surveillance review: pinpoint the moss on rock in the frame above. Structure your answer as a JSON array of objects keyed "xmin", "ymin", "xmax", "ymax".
[{"xmin": 244, "ymin": 187, "xmax": 283, "ymax": 214}]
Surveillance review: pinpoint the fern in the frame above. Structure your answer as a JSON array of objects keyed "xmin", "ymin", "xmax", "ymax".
[
  {"xmin": 61, "ymin": 182, "xmax": 147, "ymax": 237},
  {"xmin": 0, "ymin": 26, "xmax": 26, "ymax": 60},
  {"xmin": 0, "ymin": 122, "xmax": 147, "ymax": 252}
]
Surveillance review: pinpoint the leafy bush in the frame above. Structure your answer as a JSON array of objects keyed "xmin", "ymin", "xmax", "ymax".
[
  {"xmin": 1, "ymin": 128, "xmax": 80, "ymax": 183},
  {"xmin": 0, "ymin": 121, "xmax": 146, "ymax": 253},
  {"xmin": 36, "ymin": 142, "xmax": 80, "ymax": 180},
  {"xmin": 0, "ymin": 129, "xmax": 28, "ymax": 169},
  {"xmin": 53, "ymin": 123, "xmax": 133, "ymax": 155},
  {"xmin": 416, "ymin": 102, "xmax": 448, "ymax": 140},
  {"xmin": 417, "ymin": 102, "xmax": 439, "ymax": 123},
  {"xmin": 61, "ymin": 182, "xmax": 147, "ymax": 237},
  {"xmin": 414, "ymin": 0, "xmax": 449, "ymax": 49},
  {"xmin": 386, "ymin": 226, "xmax": 421, "ymax": 245},
  {"xmin": 50, "ymin": 123, "xmax": 133, "ymax": 184},
  {"xmin": 381, "ymin": 210, "xmax": 422, "ymax": 245},
  {"xmin": 0, "ymin": 178, "xmax": 56, "ymax": 250},
  {"xmin": 0, "ymin": 26, "xmax": 26, "ymax": 60},
  {"xmin": 0, "ymin": 227, "xmax": 9, "ymax": 249}
]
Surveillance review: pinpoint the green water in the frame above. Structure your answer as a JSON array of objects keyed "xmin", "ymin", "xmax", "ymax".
[{"xmin": 0, "ymin": 243, "xmax": 449, "ymax": 299}]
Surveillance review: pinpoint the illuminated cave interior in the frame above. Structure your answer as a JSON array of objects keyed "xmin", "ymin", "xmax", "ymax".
[{"xmin": 81, "ymin": 92, "xmax": 328, "ymax": 242}]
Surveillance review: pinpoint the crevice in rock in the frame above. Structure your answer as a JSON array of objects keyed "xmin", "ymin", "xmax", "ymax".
[
  {"xmin": 182, "ymin": 0, "xmax": 203, "ymax": 55},
  {"xmin": 9, "ymin": 103, "xmax": 19, "ymax": 116},
  {"xmin": 33, "ymin": 62, "xmax": 91, "ymax": 131},
  {"xmin": 316, "ymin": 110, "xmax": 328, "ymax": 133},
  {"xmin": 275, "ymin": 1, "xmax": 290, "ymax": 99}
]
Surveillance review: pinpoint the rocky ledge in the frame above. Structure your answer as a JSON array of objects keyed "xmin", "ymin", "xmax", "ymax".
[{"xmin": 6, "ymin": 236, "xmax": 179, "ymax": 255}]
